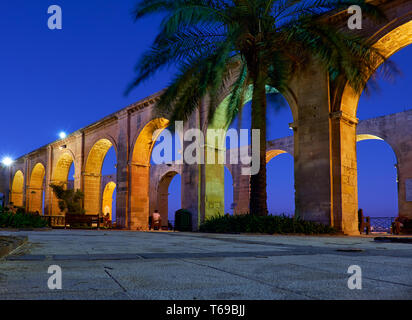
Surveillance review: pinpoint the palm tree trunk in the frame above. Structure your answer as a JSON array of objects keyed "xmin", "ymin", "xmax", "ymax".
[{"xmin": 249, "ymin": 68, "xmax": 268, "ymax": 216}]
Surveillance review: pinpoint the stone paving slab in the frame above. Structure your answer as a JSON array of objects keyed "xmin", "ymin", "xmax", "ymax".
[
  {"xmin": 0, "ymin": 236, "xmax": 27, "ymax": 259},
  {"xmin": 1, "ymin": 230, "xmax": 412, "ymax": 300}
]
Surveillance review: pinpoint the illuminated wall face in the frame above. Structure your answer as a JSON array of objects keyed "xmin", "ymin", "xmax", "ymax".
[
  {"xmin": 130, "ymin": 118, "xmax": 169, "ymax": 230},
  {"xmin": 11, "ymin": 170, "xmax": 24, "ymax": 207},
  {"xmin": 157, "ymin": 171, "xmax": 178, "ymax": 227},
  {"xmin": 51, "ymin": 153, "xmax": 74, "ymax": 215},
  {"xmin": 84, "ymin": 139, "xmax": 114, "ymax": 215},
  {"xmin": 332, "ymin": 21, "xmax": 412, "ymax": 234},
  {"xmin": 341, "ymin": 21, "xmax": 412, "ymax": 119},
  {"xmin": 102, "ymin": 181, "xmax": 116, "ymax": 220},
  {"xmin": 28, "ymin": 163, "xmax": 45, "ymax": 213}
]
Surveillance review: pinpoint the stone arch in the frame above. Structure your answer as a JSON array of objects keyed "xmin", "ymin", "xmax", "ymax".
[
  {"xmin": 130, "ymin": 118, "xmax": 170, "ymax": 230},
  {"xmin": 331, "ymin": 17, "xmax": 412, "ymax": 234},
  {"xmin": 156, "ymin": 170, "xmax": 180, "ymax": 228},
  {"xmin": 28, "ymin": 163, "xmax": 45, "ymax": 214},
  {"xmin": 87, "ymin": 135, "xmax": 118, "ymax": 160},
  {"xmin": 266, "ymin": 150, "xmax": 288, "ymax": 164},
  {"xmin": 266, "ymin": 149, "xmax": 294, "ymax": 214},
  {"xmin": 10, "ymin": 170, "xmax": 24, "ymax": 207},
  {"xmin": 340, "ymin": 21, "xmax": 412, "ymax": 119},
  {"xmin": 102, "ymin": 181, "xmax": 116, "ymax": 221},
  {"xmin": 356, "ymin": 134, "xmax": 399, "ymax": 218},
  {"xmin": 51, "ymin": 152, "xmax": 75, "ymax": 215},
  {"xmin": 84, "ymin": 138, "xmax": 115, "ymax": 215}
]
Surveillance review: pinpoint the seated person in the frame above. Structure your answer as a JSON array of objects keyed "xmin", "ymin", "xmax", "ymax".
[
  {"xmin": 152, "ymin": 210, "xmax": 161, "ymax": 230},
  {"xmin": 104, "ymin": 213, "xmax": 111, "ymax": 228},
  {"xmin": 393, "ymin": 217, "xmax": 405, "ymax": 235}
]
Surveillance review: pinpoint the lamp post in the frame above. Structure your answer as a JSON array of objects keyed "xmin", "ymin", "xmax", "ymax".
[{"xmin": 1, "ymin": 157, "xmax": 14, "ymax": 209}]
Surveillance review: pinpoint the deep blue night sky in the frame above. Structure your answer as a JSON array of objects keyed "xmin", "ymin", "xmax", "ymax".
[{"xmin": 0, "ymin": 1, "xmax": 410, "ymax": 219}]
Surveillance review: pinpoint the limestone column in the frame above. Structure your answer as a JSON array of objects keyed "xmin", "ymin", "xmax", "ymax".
[
  {"xmin": 293, "ymin": 63, "xmax": 333, "ymax": 228},
  {"xmin": 396, "ymin": 142, "xmax": 412, "ymax": 219},
  {"xmin": 25, "ymin": 158, "xmax": 30, "ymax": 212},
  {"xmin": 73, "ymin": 133, "xmax": 84, "ymax": 191},
  {"xmin": 181, "ymin": 111, "xmax": 201, "ymax": 230},
  {"xmin": 330, "ymin": 111, "xmax": 359, "ymax": 235},
  {"xmin": 233, "ymin": 165, "xmax": 250, "ymax": 215},
  {"xmin": 44, "ymin": 145, "xmax": 53, "ymax": 215},
  {"xmin": 204, "ymin": 145, "xmax": 226, "ymax": 219},
  {"xmin": 116, "ymin": 111, "xmax": 129, "ymax": 229}
]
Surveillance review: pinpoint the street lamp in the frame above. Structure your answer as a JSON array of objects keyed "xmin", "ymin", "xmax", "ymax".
[
  {"xmin": 1, "ymin": 157, "xmax": 13, "ymax": 167},
  {"xmin": 59, "ymin": 132, "xmax": 67, "ymax": 139},
  {"xmin": 1, "ymin": 156, "xmax": 13, "ymax": 210}
]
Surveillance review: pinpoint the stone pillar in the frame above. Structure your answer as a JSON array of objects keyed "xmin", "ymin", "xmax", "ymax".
[
  {"xmin": 44, "ymin": 145, "xmax": 53, "ymax": 215},
  {"xmin": 129, "ymin": 163, "xmax": 150, "ymax": 230},
  {"xmin": 204, "ymin": 145, "xmax": 225, "ymax": 219},
  {"xmin": 330, "ymin": 111, "xmax": 359, "ymax": 235},
  {"xmin": 24, "ymin": 158, "xmax": 30, "ymax": 212},
  {"xmin": 396, "ymin": 140, "xmax": 412, "ymax": 219},
  {"xmin": 293, "ymin": 64, "xmax": 333, "ymax": 228},
  {"xmin": 232, "ymin": 164, "xmax": 250, "ymax": 215},
  {"xmin": 73, "ymin": 133, "xmax": 84, "ymax": 191},
  {"xmin": 116, "ymin": 111, "xmax": 129, "ymax": 229},
  {"xmin": 23, "ymin": 157, "xmax": 28, "ymax": 210},
  {"xmin": 181, "ymin": 112, "xmax": 201, "ymax": 230},
  {"xmin": 83, "ymin": 173, "xmax": 102, "ymax": 215},
  {"xmin": 157, "ymin": 181, "xmax": 169, "ymax": 228},
  {"xmin": 27, "ymin": 187, "xmax": 43, "ymax": 213}
]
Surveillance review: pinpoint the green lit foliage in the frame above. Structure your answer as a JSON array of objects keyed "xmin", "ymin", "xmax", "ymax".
[
  {"xmin": 0, "ymin": 211, "xmax": 48, "ymax": 228},
  {"xmin": 50, "ymin": 184, "xmax": 85, "ymax": 215},
  {"xmin": 200, "ymin": 213, "xmax": 338, "ymax": 234}
]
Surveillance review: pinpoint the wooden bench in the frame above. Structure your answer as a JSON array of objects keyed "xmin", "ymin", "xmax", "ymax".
[
  {"xmin": 64, "ymin": 214, "xmax": 100, "ymax": 229},
  {"xmin": 43, "ymin": 215, "xmax": 66, "ymax": 228}
]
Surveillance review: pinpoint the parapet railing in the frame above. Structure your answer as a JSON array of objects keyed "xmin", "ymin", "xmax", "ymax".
[{"xmin": 369, "ymin": 217, "xmax": 396, "ymax": 233}]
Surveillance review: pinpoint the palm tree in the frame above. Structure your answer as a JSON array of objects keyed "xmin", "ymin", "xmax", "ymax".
[{"xmin": 127, "ymin": 0, "xmax": 396, "ymax": 216}]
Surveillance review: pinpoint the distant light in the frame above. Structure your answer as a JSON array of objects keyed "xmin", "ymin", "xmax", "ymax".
[
  {"xmin": 59, "ymin": 132, "xmax": 67, "ymax": 139},
  {"xmin": 1, "ymin": 157, "xmax": 13, "ymax": 166}
]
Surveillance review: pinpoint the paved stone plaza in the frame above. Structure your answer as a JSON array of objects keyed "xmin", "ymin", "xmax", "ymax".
[{"xmin": 0, "ymin": 230, "xmax": 411, "ymax": 300}]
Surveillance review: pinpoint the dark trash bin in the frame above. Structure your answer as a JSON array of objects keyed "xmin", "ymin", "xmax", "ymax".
[{"xmin": 174, "ymin": 209, "xmax": 192, "ymax": 232}]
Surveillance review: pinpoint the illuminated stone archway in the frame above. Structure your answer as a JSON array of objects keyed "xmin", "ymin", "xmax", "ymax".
[
  {"xmin": 28, "ymin": 163, "xmax": 45, "ymax": 214},
  {"xmin": 130, "ymin": 118, "xmax": 169, "ymax": 230},
  {"xmin": 102, "ymin": 181, "xmax": 116, "ymax": 221},
  {"xmin": 266, "ymin": 150, "xmax": 288, "ymax": 164},
  {"xmin": 332, "ymin": 21, "xmax": 412, "ymax": 234},
  {"xmin": 266, "ymin": 150, "xmax": 294, "ymax": 216},
  {"xmin": 84, "ymin": 139, "xmax": 115, "ymax": 215},
  {"xmin": 340, "ymin": 22, "xmax": 412, "ymax": 119},
  {"xmin": 51, "ymin": 152, "xmax": 74, "ymax": 215},
  {"xmin": 356, "ymin": 134, "xmax": 399, "ymax": 217},
  {"xmin": 10, "ymin": 170, "xmax": 24, "ymax": 207}
]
